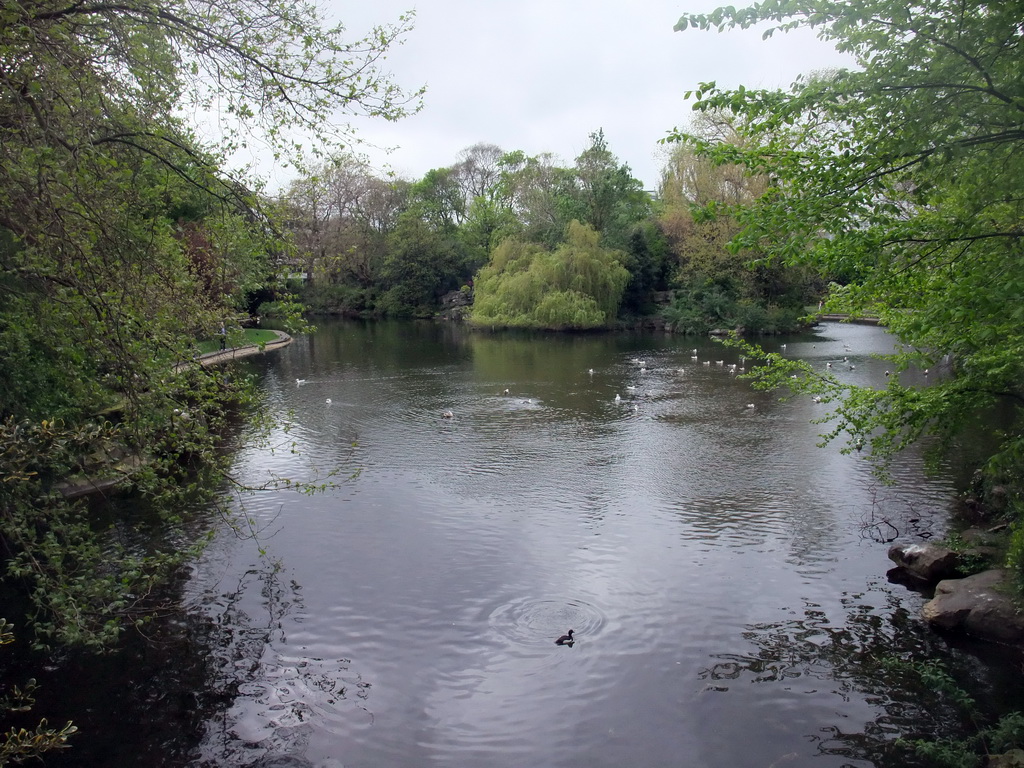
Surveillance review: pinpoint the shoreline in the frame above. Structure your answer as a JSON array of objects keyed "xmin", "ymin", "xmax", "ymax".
[
  {"xmin": 178, "ymin": 329, "xmax": 293, "ymax": 370},
  {"xmin": 60, "ymin": 330, "xmax": 294, "ymax": 499}
]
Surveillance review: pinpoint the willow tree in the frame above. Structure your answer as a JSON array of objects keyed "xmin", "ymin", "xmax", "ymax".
[
  {"xmin": 658, "ymin": 112, "xmax": 816, "ymax": 333},
  {"xmin": 0, "ymin": 0, "xmax": 421, "ymax": 646},
  {"xmin": 670, "ymin": 2, "xmax": 1024, "ymax": 521},
  {"xmin": 471, "ymin": 221, "xmax": 630, "ymax": 330}
]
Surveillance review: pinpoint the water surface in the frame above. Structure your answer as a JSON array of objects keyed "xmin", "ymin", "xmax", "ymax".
[{"xmin": 171, "ymin": 320, "xmax": 1005, "ymax": 767}]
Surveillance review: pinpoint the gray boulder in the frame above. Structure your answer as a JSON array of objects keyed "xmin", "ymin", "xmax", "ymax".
[
  {"xmin": 888, "ymin": 542, "xmax": 962, "ymax": 585},
  {"xmin": 921, "ymin": 569, "xmax": 1024, "ymax": 644}
]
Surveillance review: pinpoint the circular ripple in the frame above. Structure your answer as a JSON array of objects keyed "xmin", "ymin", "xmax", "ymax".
[{"xmin": 488, "ymin": 596, "xmax": 606, "ymax": 647}]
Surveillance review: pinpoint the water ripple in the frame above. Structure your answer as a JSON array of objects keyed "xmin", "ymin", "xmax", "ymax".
[
  {"xmin": 487, "ymin": 596, "xmax": 607, "ymax": 649},
  {"xmin": 175, "ymin": 321, "xmax": 983, "ymax": 768}
]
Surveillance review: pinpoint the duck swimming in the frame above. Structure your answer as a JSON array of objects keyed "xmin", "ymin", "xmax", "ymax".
[{"xmin": 555, "ymin": 629, "xmax": 575, "ymax": 646}]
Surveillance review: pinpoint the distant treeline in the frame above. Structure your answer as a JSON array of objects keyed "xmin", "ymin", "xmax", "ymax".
[{"xmin": 283, "ymin": 126, "xmax": 824, "ymax": 332}]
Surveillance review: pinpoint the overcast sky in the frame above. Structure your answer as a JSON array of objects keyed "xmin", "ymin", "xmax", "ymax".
[{"xmin": 259, "ymin": 1, "xmax": 855, "ymax": 192}]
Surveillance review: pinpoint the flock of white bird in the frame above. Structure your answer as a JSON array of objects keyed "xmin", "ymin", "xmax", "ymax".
[
  {"xmin": 447, "ymin": 348, "xmax": 763, "ymax": 419},
  {"xmin": 296, "ymin": 341, "xmax": 876, "ymax": 420}
]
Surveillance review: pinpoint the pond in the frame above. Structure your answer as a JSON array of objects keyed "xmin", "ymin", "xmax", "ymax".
[{"xmin": 35, "ymin": 319, "xmax": 1024, "ymax": 766}]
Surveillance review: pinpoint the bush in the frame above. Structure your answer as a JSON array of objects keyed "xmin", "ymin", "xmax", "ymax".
[
  {"xmin": 664, "ymin": 278, "xmax": 806, "ymax": 335},
  {"xmin": 301, "ymin": 282, "xmax": 378, "ymax": 315}
]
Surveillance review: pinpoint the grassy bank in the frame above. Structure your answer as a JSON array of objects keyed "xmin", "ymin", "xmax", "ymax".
[{"xmin": 196, "ymin": 328, "xmax": 281, "ymax": 355}]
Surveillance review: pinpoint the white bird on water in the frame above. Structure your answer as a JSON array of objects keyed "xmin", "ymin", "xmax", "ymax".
[
  {"xmin": 326, "ymin": 398, "xmax": 332, "ymax": 405},
  {"xmin": 296, "ymin": 378, "xmax": 306, "ymax": 385},
  {"xmin": 442, "ymin": 410, "xmax": 454, "ymax": 419},
  {"xmin": 614, "ymin": 394, "xmax": 621, "ymax": 402}
]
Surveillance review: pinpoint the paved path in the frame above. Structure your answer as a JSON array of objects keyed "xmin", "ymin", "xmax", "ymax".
[{"xmin": 185, "ymin": 330, "xmax": 293, "ymax": 369}]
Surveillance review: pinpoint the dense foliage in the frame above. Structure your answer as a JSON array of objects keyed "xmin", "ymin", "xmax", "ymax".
[
  {"xmin": 0, "ymin": 0, "xmax": 419, "ymax": 653},
  {"xmin": 0, "ymin": 620, "xmax": 76, "ymax": 763},
  {"xmin": 658, "ymin": 113, "xmax": 820, "ymax": 333},
  {"xmin": 285, "ymin": 126, "xmax": 820, "ymax": 331},
  {"xmin": 471, "ymin": 221, "xmax": 630, "ymax": 330},
  {"xmin": 669, "ymin": 1, "xmax": 1024, "ymax": 556}
]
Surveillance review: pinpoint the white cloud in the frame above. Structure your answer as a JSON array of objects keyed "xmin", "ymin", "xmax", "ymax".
[{"xmin": 257, "ymin": 1, "xmax": 854, "ymax": 191}]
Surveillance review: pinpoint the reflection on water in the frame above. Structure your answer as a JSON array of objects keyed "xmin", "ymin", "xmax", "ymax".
[
  {"xmin": 172, "ymin": 320, "xmax": 1024, "ymax": 768},
  {"xmin": 37, "ymin": 319, "xmax": 1021, "ymax": 768}
]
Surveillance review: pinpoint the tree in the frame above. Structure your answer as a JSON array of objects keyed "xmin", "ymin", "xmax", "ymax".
[
  {"xmin": 2, "ymin": 0, "xmax": 421, "ymax": 420},
  {"xmin": 471, "ymin": 221, "xmax": 630, "ymax": 330},
  {"xmin": 492, "ymin": 150, "xmax": 576, "ymax": 248},
  {"xmin": 658, "ymin": 114, "xmax": 813, "ymax": 332},
  {"xmin": 670, "ymin": 3, "xmax": 1024, "ymax": 524},
  {"xmin": 451, "ymin": 143, "xmax": 506, "ymax": 204},
  {"xmin": 379, "ymin": 212, "xmax": 464, "ymax": 315},
  {"xmin": 491, "ymin": 135, "xmax": 651, "ymax": 251},
  {"xmin": 661, "ymin": 112, "xmax": 765, "ymax": 209},
  {"xmin": 284, "ymin": 154, "xmax": 392, "ymax": 290},
  {"xmin": 460, "ymin": 195, "xmax": 523, "ymax": 258},
  {"xmin": 570, "ymin": 129, "xmax": 652, "ymax": 248},
  {"xmin": 410, "ymin": 168, "xmax": 467, "ymax": 229},
  {"xmin": 354, "ymin": 177, "xmax": 412, "ymax": 240},
  {"xmin": 659, "ymin": 116, "xmax": 763, "ymax": 291},
  {"xmin": 451, "ymin": 143, "xmax": 519, "ymax": 258},
  {"xmin": 285, "ymin": 168, "xmax": 338, "ymax": 280},
  {"xmin": 618, "ymin": 222, "xmax": 670, "ymax": 316},
  {"xmin": 0, "ymin": 0, "xmax": 420, "ymax": 645}
]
